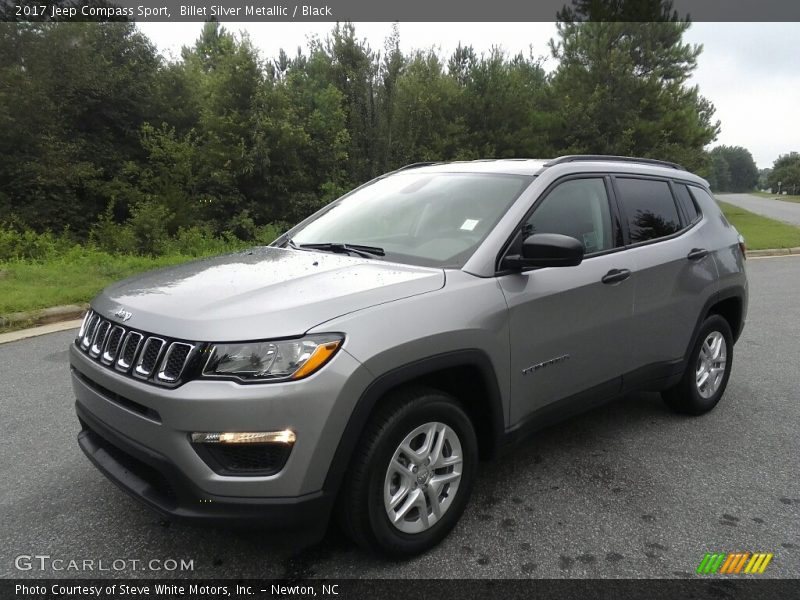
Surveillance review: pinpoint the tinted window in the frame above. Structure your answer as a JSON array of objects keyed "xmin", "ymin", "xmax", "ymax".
[
  {"xmin": 525, "ymin": 178, "xmax": 614, "ymax": 254},
  {"xmin": 674, "ymin": 183, "xmax": 700, "ymax": 223},
  {"xmin": 616, "ymin": 178, "xmax": 681, "ymax": 243},
  {"xmin": 687, "ymin": 186, "xmax": 715, "ymax": 211}
]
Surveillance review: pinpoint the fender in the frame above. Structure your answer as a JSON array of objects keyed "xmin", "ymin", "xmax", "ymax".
[
  {"xmin": 686, "ymin": 284, "xmax": 747, "ymax": 360},
  {"xmin": 322, "ymin": 349, "xmax": 505, "ymax": 497}
]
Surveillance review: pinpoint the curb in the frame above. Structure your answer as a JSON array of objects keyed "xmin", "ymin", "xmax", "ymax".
[
  {"xmin": 747, "ymin": 247, "xmax": 800, "ymax": 258},
  {"xmin": 0, "ymin": 303, "xmax": 88, "ymax": 330},
  {"xmin": 0, "ymin": 319, "xmax": 84, "ymax": 345}
]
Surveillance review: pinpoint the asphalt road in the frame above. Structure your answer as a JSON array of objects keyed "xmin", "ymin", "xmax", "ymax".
[
  {"xmin": 719, "ymin": 193, "xmax": 800, "ymax": 227},
  {"xmin": 1, "ymin": 256, "xmax": 799, "ymax": 580}
]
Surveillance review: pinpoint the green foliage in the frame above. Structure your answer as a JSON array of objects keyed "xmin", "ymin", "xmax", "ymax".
[
  {"xmin": 758, "ymin": 168, "xmax": 772, "ymax": 190},
  {"xmin": 548, "ymin": 1, "xmax": 719, "ymax": 170},
  {"xmin": 0, "ymin": 222, "xmax": 290, "ymax": 316},
  {"xmin": 767, "ymin": 152, "xmax": 800, "ymax": 195},
  {"xmin": 0, "ymin": 23, "xmax": 160, "ymax": 234},
  {"xmin": 0, "ymin": 225, "xmax": 77, "ymax": 261},
  {"xmin": 717, "ymin": 201, "xmax": 800, "ymax": 250},
  {"xmin": 707, "ymin": 146, "xmax": 758, "ymax": 192},
  {"xmin": 0, "ymin": 245, "xmax": 224, "ymax": 315},
  {"xmin": 0, "ymin": 10, "xmax": 737, "ymax": 260},
  {"xmin": 90, "ymin": 200, "xmax": 173, "ymax": 255}
]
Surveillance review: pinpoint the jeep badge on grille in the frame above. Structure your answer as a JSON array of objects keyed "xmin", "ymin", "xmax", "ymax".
[{"xmin": 112, "ymin": 307, "xmax": 133, "ymax": 322}]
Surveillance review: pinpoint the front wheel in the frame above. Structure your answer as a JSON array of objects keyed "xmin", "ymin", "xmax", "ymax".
[
  {"xmin": 336, "ymin": 387, "xmax": 478, "ymax": 557},
  {"xmin": 662, "ymin": 314, "xmax": 733, "ymax": 415}
]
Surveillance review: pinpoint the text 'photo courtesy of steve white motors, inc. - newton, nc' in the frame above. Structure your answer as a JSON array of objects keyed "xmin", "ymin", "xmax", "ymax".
[
  {"xmin": 15, "ymin": 583, "xmax": 339, "ymax": 597},
  {"xmin": 43, "ymin": 3, "xmax": 333, "ymax": 18}
]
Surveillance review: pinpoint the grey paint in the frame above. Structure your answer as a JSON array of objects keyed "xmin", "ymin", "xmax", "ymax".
[
  {"xmin": 70, "ymin": 157, "xmax": 747, "ymax": 505},
  {"xmin": 93, "ymin": 246, "xmax": 444, "ymax": 341},
  {"xmin": 499, "ymin": 251, "xmax": 636, "ymax": 424}
]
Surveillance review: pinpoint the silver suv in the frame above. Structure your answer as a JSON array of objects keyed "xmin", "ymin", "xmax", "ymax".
[{"xmin": 70, "ymin": 156, "xmax": 747, "ymax": 556}]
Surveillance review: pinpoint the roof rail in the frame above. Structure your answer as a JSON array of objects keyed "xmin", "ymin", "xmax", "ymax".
[
  {"xmin": 394, "ymin": 161, "xmax": 439, "ymax": 171},
  {"xmin": 543, "ymin": 155, "xmax": 686, "ymax": 171}
]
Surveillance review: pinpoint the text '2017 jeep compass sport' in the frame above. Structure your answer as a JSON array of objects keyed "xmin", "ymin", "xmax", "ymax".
[{"xmin": 71, "ymin": 156, "xmax": 747, "ymax": 556}]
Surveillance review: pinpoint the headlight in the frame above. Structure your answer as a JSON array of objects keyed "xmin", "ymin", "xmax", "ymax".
[{"xmin": 202, "ymin": 334, "xmax": 343, "ymax": 382}]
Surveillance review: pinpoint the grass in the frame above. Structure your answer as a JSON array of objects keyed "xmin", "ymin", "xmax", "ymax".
[
  {"xmin": 0, "ymin": 248, "xmax": 224, "ymax": 316},
  {"xmin": 717, "ymin": 201, "xmax": 800, "ymax": 250},
  {"xmin": 750, "ymin": 191, "xmax": 800, "ymax": 203}
]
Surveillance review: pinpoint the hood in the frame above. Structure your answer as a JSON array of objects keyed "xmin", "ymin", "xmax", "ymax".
[{"xmin": 92, "ymin": 247, "xmax": 445, "ymax": 341}]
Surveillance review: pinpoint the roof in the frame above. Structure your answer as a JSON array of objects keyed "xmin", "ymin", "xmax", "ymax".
[{"xmin": 395, "ymin": 156, "xmax": 708, "ymax": 186}]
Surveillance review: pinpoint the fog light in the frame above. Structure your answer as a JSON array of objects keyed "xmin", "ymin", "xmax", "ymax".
[{"xmin": 191, "ymin": 430, "xmax": 296, "ymax": 445}]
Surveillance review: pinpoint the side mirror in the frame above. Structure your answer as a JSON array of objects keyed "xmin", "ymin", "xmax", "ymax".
[{"xmin": 503, "ymin": 233, "xmax": 584, "ymax": 270}]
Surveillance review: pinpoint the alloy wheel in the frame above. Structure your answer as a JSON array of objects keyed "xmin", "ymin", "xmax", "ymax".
[
  {"xmin": 695, "ymin": 331, "xmax": 727, "ymax": 399},
  {"xmin": 383, "ymin": 422, "xmax": 464, "ymax": 534}
]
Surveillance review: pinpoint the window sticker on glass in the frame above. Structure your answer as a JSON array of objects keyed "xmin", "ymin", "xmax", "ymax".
[{"xmin": 460, "ymin": 219, "xmax": 480, "ymax": 231}]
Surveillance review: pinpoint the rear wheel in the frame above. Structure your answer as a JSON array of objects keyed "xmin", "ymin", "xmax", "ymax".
[
  {"xmin": 337, "ymin": 387, "xmax": 478, "ymax": 557},
  {"xmin": 662, "ymin": 314, "xmax": 733, "ymax": 415}
]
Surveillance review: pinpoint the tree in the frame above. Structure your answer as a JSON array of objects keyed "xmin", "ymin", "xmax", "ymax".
[
  {"xmin": 548, "ymin": 0, "xmax": 719, "ymax": 170},
  {"xmin": 767, "ymin": 152, "xmax": 800, "ymax": 195},
  {"xmin": 1, "ymin": 19, "xmax": 728, "ymax": 253},
  {"xmin": 451, "ymin": 48, "xmax": 552, "ymax": 159},
  {"xmin": 0, "ymin": 22, "xmax": 161, "ymax": 233},
  {"xmin": 390, "ymin": 51, "xmax": 468, "ymax": 164},
  {"xmin": 757, "ymin": 168, "xmax": 771, "ymax": 190},
  {"xmin": 708, "ymin": 146, "xmax": 758, "ymax": 192},
  {"xmin": 707, "ymin": 150, "xmax": 731, "ymax": 192}
]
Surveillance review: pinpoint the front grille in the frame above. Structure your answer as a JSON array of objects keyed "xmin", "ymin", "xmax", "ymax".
[
  {"xmin": 159, "ymin": 343, "xmax": 193, "ymax": 382},
  {"xmin": 75, "ymin": 310, "xmax": 197, "ymax": 387},
  {"xmin": 101, "ymin": 326, "xmax": 125, "ymax": 365},
  {"xmin": 135, "ymin": 337, "xmax": 166, "ymax": 378}
]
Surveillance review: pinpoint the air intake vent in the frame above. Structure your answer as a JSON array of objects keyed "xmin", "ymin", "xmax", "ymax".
[
  {"xmin": 135, "ymin": 337, "xmax": 166, "ymax": 378},
  {"xmin": 75, "ymin": 310, "xmax": 198, "ymax": 387},
  {"xmin": 158, "ymin": 343, "xmax": 195, "ymax": 382},
  {"xmin": 89, "ymin": 321, "xmax": 110, "ymax": 358},
  {"xmin": 117, "ymin": 331, "xmax": 143, "ymax": 372},
  {"xmin": 101, "ymin": 326, "xmax": 125, "ymax": 365}
]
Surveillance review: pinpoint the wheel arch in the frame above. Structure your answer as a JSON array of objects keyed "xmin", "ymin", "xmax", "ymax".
[
  {"xmin": 685, "ymin": 285, "xmax": 746, "ymax": 365},
  {"xmin": 708, "ymin": 293, "xmax": 745, "ymax": 343},
  {"xmin": 322, "ymin": 350, "xmax": 505, "ymax": 498}
]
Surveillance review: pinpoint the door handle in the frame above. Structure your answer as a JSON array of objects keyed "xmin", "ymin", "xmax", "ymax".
[
  {"xmin": 601, "ymin": 268, "xmax": 631, "ymax": 285},
  {"xmin": 687, "ymin": 248, "xmax": 709, "ymax": 260}
]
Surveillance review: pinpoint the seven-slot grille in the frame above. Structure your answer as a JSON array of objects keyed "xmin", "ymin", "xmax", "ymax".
[{"xmin": 76, "ymin": 310, "xmax": 196, "ymax": 386}]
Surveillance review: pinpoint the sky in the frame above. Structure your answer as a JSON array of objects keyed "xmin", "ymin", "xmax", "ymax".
[{"xmin": 137, "ymin": 22, "xmax": 800, "ymax": 169}]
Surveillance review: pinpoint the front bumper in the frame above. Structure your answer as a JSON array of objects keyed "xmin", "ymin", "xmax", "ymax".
[
  {"xmin": 69, "ymin": 337, "xmax": 373, "ymax": 535},
  {"xmin": 77, "ymin": 401, "xmax": 332, "ymax": 538}
]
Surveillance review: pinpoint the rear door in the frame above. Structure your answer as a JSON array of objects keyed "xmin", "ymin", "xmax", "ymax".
[{"xmin": 612, "ymin": 176, "xmax": 719, "ymax": 386}]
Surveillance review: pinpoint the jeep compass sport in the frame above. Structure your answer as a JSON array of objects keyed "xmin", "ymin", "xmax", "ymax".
[{"xmin": 71, "ymin": 156, "xmax": 747, "ymax": 556}]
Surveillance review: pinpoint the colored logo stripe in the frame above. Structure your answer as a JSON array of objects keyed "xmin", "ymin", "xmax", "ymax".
[
  {"xmin": 697, "ymin": 552, "xmax": 773, "ymax": 574},
  {"xmin": 697, "ymin": 553, "xmax": 726, "ymax": 574},
  {"xmin": 744, "ymin": 553, "xmax": 773, "ymax": 574}
]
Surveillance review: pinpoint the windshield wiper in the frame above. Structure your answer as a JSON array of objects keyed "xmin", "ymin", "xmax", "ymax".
[{"xmin": 297, "ymin": 242, "xmax": 385, "ymax": 258}]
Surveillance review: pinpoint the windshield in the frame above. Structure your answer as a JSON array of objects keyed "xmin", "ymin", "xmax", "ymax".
[{"xmin": 289, "ymin": 171, "xmax": 533, "ymax": 268}]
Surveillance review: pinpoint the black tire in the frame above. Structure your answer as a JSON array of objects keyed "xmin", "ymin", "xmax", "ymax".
[
  {"xmin": 336, "ymin": 386, "xmax": 478, "ymax": 557},
  {"xmin": 662, "ymin": 314, "xmax": 734, "ymax": 415}
]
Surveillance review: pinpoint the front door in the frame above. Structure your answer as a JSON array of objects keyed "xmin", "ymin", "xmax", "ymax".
[{"xmin": 498, "ymin": 176, "xmax": 636, "ymax": 426}]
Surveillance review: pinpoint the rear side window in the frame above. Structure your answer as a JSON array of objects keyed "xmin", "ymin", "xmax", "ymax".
[
  {"xmin": 615, "ymin": 178, "xmax": 681, "ymax": 243},
  {"xmin": 673, "ymin": 183, "xmax": 701, "ymax": 224}
]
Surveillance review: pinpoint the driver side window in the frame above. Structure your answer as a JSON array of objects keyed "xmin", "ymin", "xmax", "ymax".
[{"xmin": 524, "ymin": 178, "xmax": 616, "ymax": 254}]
